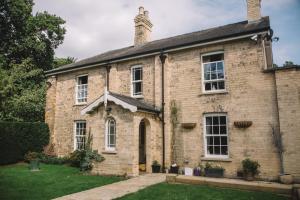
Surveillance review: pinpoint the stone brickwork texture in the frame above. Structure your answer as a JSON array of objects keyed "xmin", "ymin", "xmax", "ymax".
[{"xmin": 46, "ymin": 37, "xmax": 300, "ymax": 181}]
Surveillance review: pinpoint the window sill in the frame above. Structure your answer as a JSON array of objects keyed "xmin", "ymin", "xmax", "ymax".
[
  {"xmin": 132, "ymin": 95, "xmax": 144, "ymax": 99},
  {"xmin": 102, "ymin": 150, "xmax": 117, "ymax": 155},
  {"xmin": 200, "ymin": 157, "xmax": 232, "ymax": 162},
  {"xmin": 74, "ymin": 103, "xmax": 87, "ymax": 106},
  {"xmin": 199, "ymin": 91, "xmax": 228, "ymax": 96}
]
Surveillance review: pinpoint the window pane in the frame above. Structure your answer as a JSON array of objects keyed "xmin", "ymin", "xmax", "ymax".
[
  {"xmin": 207, "ymin": 146, "xmax": 214, "ymax": 154},
  {"xmin": 215, "ymin": 146, "xmax": 221, "ymax": 155},
  {"xmin": 206, "ymin": 117, "xmax": 212, "ymax": 125},
  {"xmin": 204, "ymin": 64, "xmax": 210, "ymax": 73},
  {"xmin": 134, "ymin": 68, "xmax": 142, "ymax": 81},
  {"xmin": 134, "ymin": 82, "xmax": 142, "ymax": 95},
  {"xmin": 203, "ymin": 53, "xmax": 224, "ymax": 63},
  {"xmin": 207, "ymin": 136, "xmax": 213, "ymax": 145},
  {"xmin": 211, "ymin": 82, "xmax": 218, "ymax": 90},
  {"xmin": 217, "ymin": 62, "xmax": 224, "ymax": 70},
  {"xmin": 218, "ymin": 81, "xmax": 225, "ymax": 90},
  {"xmin": 220, "ymin": 116, "xmax": 226, "ymax": 125},
  {"xmin": 211, "ymin": 63, "xmax": 216, "ymax": 71},
  {"xmin": 205, "ymin": 83, "xmax": 211, "ymax": 91},
  {"xmin": 221, "ymin": 137, "xmax": 228, "ymax": 145},
  {"xmin": 217, "ymin": 72, "xmax": 224, "ymax": 79},
  {"xmin": 214, "ymin": 136, "xmax": 220, "ymax": 145},
  {"xmin": 220, "ymin": 126, "xmax": 227, "ymax": 134},
  {"xmin": 204, "ymin": 73, "xmax": 210, "ymax": 80},
  {"xmin": 221, "ymin": 146, "xmax": 228, "ymax": 155},
  {"xmin": 78, "ymin": 76, "xmax": 88, "ymax": 84},
  {"xmin": 213, "ymin": 117, "xmax": 219, "ymax": 125},
  {"xmin": 213, "ymin": 126, "xmax": 219, "ymax": 135},
  {"xmin": 206, "ymin": 126, "xmax": 212, "ymax": 135},
  {"xmin": 211, "ymin": 72, "xmax": 217, "ymax": 80}
]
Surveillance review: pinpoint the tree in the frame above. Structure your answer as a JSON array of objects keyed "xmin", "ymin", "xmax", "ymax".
[
  {"xmin": 283, "ymin": 61, "xmax": 294, "ymax": 67},
  {"xmin": 0, "ymin": 0, "xmax": 66, "ymax": 121},
  {"xmin": 53, "ymin": 57, "xmax": 76, "ymax": 68}
]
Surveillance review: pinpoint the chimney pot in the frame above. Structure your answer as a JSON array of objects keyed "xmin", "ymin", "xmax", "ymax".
[
  {"xmin": 144, "ymin": 10, "xmax": 149, "ymax": 18},
  {"xmin": 139, "ymin": 6, "xmax": 144, "ymax": 15}
]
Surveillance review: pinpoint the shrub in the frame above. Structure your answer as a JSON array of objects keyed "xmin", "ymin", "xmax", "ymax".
[
  {"xmin": 0, "ymin": 122, "xmax": 49, "ymax": 165},
  {"xmin": 24, "ymin": 152, "xmax": 40, "ymax": 162},
  {"xmin": 242, "ymin": 158, "xmax": 260, "ymax": 176},
  {"xmin": 68, "ymin": 131, "xmax": 104, "ymax": 171}
]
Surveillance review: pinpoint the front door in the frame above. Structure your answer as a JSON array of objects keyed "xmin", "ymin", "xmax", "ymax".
[{"xmin": 139, "ymin": 120, "xmax": 146, "ymax": 171}]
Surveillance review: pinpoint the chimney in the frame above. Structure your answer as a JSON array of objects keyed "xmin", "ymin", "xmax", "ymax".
[
  {"xmin": 247, "ymin": 0, "xmax": 262, "ymax": 23},
  {"xmin": 134, "ymin": 7, "xmax": 153, "ymax": 46}
]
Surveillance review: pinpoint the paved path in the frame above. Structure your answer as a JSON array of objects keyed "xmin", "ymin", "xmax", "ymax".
[{"xmin": 54, "ymin": 173, "xmax": 166, "ymax": 200}]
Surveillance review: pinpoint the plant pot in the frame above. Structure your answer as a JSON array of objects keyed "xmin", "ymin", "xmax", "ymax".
[
  {"xmin": 193, "ymin": 168, "xmax": 201, "ymax": 176},
  {"xmin": 244, "ymin": 172, "xmax": 255, "ymax": 181},
  {"xmin": 279, "ymin": 174, "xmax": 293, "ymax": 184},
  {"xmin": 151, "ymin": 165, "xmax": 161, "ymax": 173},
  {"xmin": 170, "ymin": 166, "xmax": 179, "ymax": 174},
  {"xmin": 29, "ymin": 159, "xmax": 40, "ymax": 171},
  {"xmin": 205, "ymin": 168, "xmax": 224, "ymax": 178}
]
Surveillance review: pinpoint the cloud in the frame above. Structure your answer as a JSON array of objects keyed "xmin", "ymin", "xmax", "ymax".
[{"xmin": 33, "ymin": 0, "xmax": 299, "ymax": 65}]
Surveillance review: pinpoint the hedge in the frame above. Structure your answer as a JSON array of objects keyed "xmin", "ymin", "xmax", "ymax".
[{"xmin": 0, "ymin": 122, "xmax": 49, "ymax": 165}]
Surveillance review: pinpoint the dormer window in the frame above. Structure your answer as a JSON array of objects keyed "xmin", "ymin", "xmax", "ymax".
[
  {"xmin": 76, "ymin": 75, "xmax": 88, "ymax": 104},
  {"xmin": 131, "ymin": 65, "xmax": 143, "ymax": 98},
  {"xmin": 202, "ymin": 52, "xmax": 225, "ymax": 93}
]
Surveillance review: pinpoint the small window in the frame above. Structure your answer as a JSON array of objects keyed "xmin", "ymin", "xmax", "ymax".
[
  {"xmin": 204, "ymin": 114, "xmax": 228, "ymax": 158},
  {"xmin": 105, "ymin": 118, "xmax": 116, "ymax": 151},
  {"xmin": 131, "ymin": 66, "xmax": 143, "ymax": 97},
  {"xmin": 76, "ymin": 75, "xmax": 88, "ymax": 103},
  {"xmin": 202, "ymin": 52, "xmax": 225, "ymax": 92},
  {"xmin": 74, "ymin": 121, "xmax": 86, "ymax": 150}
]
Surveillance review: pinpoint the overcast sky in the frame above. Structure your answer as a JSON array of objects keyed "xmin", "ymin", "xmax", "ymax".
[{"xmin": 33, "ymin": 0, "xmax": 300, "ymax": 66}]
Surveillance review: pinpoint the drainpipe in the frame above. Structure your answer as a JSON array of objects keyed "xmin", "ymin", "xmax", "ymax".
[
  {"xmin": 159, "ymin": 52, "xmax": 167, "ymax": 171},
  {"xmin": 104, "ymin": 65, "xmax": 111, "ymax": 108}
]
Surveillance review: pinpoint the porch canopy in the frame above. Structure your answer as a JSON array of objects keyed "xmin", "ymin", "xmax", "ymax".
[{"xmin": 81, "ymin": 91, "xmax": 160, "ymax": 115}]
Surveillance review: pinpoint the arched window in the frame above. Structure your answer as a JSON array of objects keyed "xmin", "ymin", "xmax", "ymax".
[{"xmin": 105, "ymin": 118, "xmax": 116, "ymax": 151}]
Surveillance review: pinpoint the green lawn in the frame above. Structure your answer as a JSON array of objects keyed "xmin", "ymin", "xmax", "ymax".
[
  {"xmin": 0, "ymin": 163, "xmax": 123, "ymax": 200},
  {"xmin": 117, "ymin": 183, "xmax": 289, "ymax": 200}
]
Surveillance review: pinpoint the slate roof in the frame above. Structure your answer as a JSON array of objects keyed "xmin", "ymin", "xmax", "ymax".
[
  {"xmin": 46, "ymin": 17, "xmax": 270, "ymax": 75},
  {"xmin": 109, "ymin": 92, "xmax": 160, "ymax": 114}
]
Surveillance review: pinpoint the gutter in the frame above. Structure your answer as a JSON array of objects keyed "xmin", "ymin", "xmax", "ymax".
[{"xmin": 45, "ymin": 30, "xmax": 269, "ymax": 77}]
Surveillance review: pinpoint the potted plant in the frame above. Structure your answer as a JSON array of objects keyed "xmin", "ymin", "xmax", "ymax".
[
  {"xmin": 170, "ymin": 163, "xmax": 179, "ymax": 174},
  {"xmin": 151, "ymin": 160, "xmax": 161, "ymax": 173},
  {"xmin": 242, "ymin": 158, "xmax": 260, "ymax": 181},
  {"xmin": 204, "ymin": 163, "xmax": 224, "ymax": 178},
  {"xmin": 25, "ymin": 152, "xmax": 40, "ymax": 171}
]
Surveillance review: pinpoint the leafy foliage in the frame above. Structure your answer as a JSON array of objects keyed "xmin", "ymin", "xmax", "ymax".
[
  {"xmin": 69, "ymin": 130, "xmax": 104, "ymax": 171},
  {"xmin": 0, "ymin": 121, "xmax": 49, "ymax": 165},
  {"xmin": 242, "ymin": 158, "xmax": 260, "ymax": 176},
  {"xmin": 0, "ymin": 0, "xmax": 67, "ymax": 122}
]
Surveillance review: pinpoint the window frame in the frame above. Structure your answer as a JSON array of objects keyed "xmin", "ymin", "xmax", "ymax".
[
  {"xmin": 105, "ymin": 118, "xmax": 116, "ymax": 151},
  {"xmin": 131, "ymin": 65, "xmax": 143, "ymax": 98},
  {"xmin": 201, "ymin": 51, "xmax": 226, "ymax": 94},
  {"xmin": 74, "ymin": 120, "xmax": 87, "ymax": 151},
  {"xmin": 75, "ymin": 74, "xmax": 88, "ymax": 104},
  {"xmin": 203, "ymin": 113, "xmax": 229, "ymax": 159}
]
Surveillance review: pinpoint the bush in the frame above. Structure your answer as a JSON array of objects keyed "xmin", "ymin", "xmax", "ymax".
[
  {"xmin": 242, "ymin": 158, "xmax": 260, "ymax": 176},
  {"xmin": 68, "ymin": 131, "xmax": 104, "ymax": 171},
  {"xmin": 24, "ymin": 152, "xmax": 40, "ymax": 162},
  {"xmin": 0, "ymin": 122, "xmax": 49, "ymax": 165}
]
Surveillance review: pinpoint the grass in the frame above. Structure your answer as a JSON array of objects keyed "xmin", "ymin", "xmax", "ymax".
[
  {"xmin": 0, "ymin": 163, "xmax": 124, "ymax": 200},
  {"xmin": 117, "ymin": 183, "xmax": 289, "ymax": 200}
]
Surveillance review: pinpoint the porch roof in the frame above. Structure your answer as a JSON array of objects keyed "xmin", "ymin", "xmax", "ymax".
[{"xmin": 81, "ymin": 91, "xmax": 160, "ymax": 115}]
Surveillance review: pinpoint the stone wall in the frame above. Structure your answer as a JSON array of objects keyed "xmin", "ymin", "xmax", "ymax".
[
  {"xmin": 275, "ymin": 68, "xmax": 300, "ymax": 181},
  {"xmin": 163, "ymin": 39, "xmax": 280, "ymax": 180},
  {"xmin": 45, "ymin": 37, "xmax": 297, "ymax": 180}
]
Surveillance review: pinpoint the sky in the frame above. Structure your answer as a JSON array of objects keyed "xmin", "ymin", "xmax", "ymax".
[{"xmin": 33, "ymin": 0, "xmax": 300, "ymax": 66}]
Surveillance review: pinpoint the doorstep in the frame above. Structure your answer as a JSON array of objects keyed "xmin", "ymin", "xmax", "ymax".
[{"xmin": 167, "ymin": 174, "xmax": 292, "ymax": 196}]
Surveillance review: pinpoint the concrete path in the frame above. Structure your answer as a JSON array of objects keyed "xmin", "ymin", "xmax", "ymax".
[{"xmin": 54, "ymin": 173, "xmax": 166, "ymax": 200}]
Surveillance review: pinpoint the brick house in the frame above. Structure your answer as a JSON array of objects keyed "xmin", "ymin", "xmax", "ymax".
[{"xmin": 45, "ymin": 0, "xmax": 300, "ymax": 181}]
